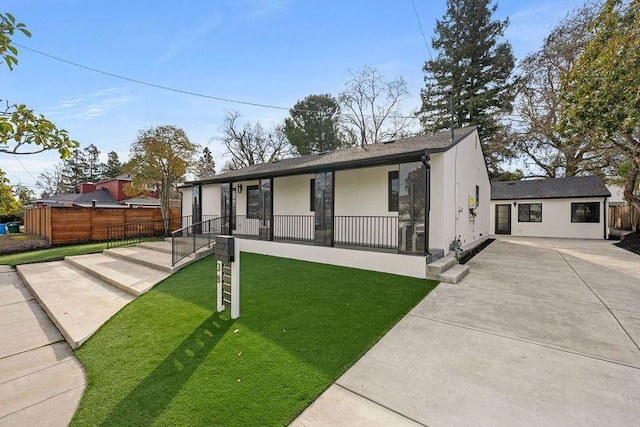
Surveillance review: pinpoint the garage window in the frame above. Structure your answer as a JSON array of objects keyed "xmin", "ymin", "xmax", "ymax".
[
  {"xmin": 571, "ymin": 202, "xmax": 600, "ymax": 223},
  {"xmin": 518, "ymin": 203, "xmax": 542, "ymax": 222}
]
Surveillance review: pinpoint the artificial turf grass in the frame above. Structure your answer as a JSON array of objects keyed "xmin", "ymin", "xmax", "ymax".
[
  {"xmin": 72, "ymin": 252, "xmax": 437, "ymax": 426},
  {"xmin": 0, "ymin": 242, "xmax": 109, "ymax": 265}
]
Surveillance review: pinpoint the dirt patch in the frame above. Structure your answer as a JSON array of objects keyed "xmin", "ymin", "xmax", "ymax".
[
  {"xmin": 0, "ymin": 234, "xmax": 50, "ymax": 256},
  {"xmin": 615, "ymin": 232, "xmax": 640, "ymax": 256}
]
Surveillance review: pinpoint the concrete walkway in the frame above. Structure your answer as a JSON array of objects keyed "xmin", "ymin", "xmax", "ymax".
[
  {"xmin": 294, "ymin": 237, "xmax": 640, "ymax": 426},
  {"xmin": 0, "ymin": 265, "xmax": 85, "ymax": 427}
]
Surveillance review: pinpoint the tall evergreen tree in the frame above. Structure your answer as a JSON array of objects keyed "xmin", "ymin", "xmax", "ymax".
[
  {"xmin": 194, "ymin": 146, "xmax": 216, "ymax": 179},
  {"xmin": 284, "ymin": 94, "xmax": 344, "ymax": 155},
  {"xmin": 103, "ymin": 151, "xmax": 123, "ymax": 179},
  {"xmin": 419, "ymin": 0, "xmax": 516, "ymax": 175}
]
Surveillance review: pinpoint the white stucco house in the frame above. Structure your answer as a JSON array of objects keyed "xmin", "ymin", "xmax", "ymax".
[
  {"xmin": 490, "ymin": 176, "xmax": 611, "ymax": 239},
  {"xmin": 178, "ymin": 127, "xmax": 490, "ymax": 278}
]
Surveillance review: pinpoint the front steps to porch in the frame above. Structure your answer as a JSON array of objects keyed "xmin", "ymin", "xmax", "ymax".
[
  {"xmin": 16, "ymin": 240, "xmax": 213, "ymax": 349},
  {"xmin": 426, "ymin": 254, "xmax": 469, "ymax": 284}
]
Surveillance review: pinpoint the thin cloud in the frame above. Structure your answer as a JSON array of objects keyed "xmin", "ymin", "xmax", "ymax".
[
  {"xmin": 156, "ymin": 12, "xmax": 224, "ymax": 64},
  {"xmin": 47, "ymin": 88, "xmax": 136, "ymax": 121},
  {"xmin": 506, "ymin": 1, "xmax": 579, "ymax": 56},
  {"xmin": 237, "ymin": 0, "xmax": 291, "ymax": 19}
]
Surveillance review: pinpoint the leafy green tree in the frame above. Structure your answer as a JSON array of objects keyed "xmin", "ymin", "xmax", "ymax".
[
  {"xmin": 418, "ymin": 0, "xmax": 516, "ymax": 175},
  {"xmin": 560, "ymin": 0, "xmax": 640, "ymax": 218},
  {"xmin": 507, "ymin": 3, "xmax": 611, "ymax": 178},
  {"xmin": 0, "ymin": 169, "xmax": 20, "ymax": 220},
  {"xmin": 103, "ymin": 151, "xmax": 123, "ymax": 179},
  {"xmin": 284, "ymin": 94, "xmax": 344, "ymax": 155},
  {"xmin": 13, "ymin": 182, "xmax": 34, "ymax": 205},
  {"xmin": 125, "ymin": 125, "xmax": 197, "ymax": 223},
  {"xmin": 193, "ymin": 146, "xmax": 216, "ymax": 179},
  {"xmin": 0, "ymin": 13, "xmax": 78, "ymax": 158}
]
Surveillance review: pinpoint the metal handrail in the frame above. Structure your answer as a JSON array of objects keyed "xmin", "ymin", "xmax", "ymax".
[{"xmin": 171, "ymin": 216, "xmax": 224, "ymax": 266}]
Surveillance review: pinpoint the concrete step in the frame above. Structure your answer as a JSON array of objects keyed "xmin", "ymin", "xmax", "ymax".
[
  {"xmin": 16, "ymin": 261, "xmax": 135, "ymax": 349},
  {"xmin": 439, "ymin": 264, "xmax": 470, "ymax": 284},
  {"xmin": 65, "ymin": 253, "xmax": 171, "ymax": 296},
  {"xmin": 427, "ymin": 255, "xmax": 458, "ymax": 275},
  {"xmin": 137, "ymin": 240, "xmax": 173, "ymax": 254},
  {"xmin": 104, "ymin": 246, "xmax": 176, "ymax": 273}
]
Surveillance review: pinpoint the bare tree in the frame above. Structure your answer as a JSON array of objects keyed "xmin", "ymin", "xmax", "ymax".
[
  {"xmin": 338, "ymin": 66, "xmax": 413, "ymax": 146},
  {"xmin": 219, "ymin": 111, "xmax": 293, "ymax": 171},
  {"xmin": 36, "ymin": 163, "xmax": 65, "ymax": 197},
  {"xmin": 507, "ymin": 2, "xmax": 613, "ymax": 178}
]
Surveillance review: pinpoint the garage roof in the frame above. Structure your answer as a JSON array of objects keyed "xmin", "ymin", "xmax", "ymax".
[{"xmin": 491, "ymin": 176, "xmax": 611, "ymax": 200}]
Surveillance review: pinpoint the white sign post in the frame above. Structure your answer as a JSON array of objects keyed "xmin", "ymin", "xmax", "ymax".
[{"xmin": 215, "ymin": 236, "xmax": 240, "ymax": 319}]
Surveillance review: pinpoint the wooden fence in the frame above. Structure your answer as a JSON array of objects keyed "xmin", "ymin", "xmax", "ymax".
[
  {"xmin": 609, "ymin": 204, "xmax": 638, "ymax": 231},
  {"xmin": 24, "ymin": 207, "xmax": 181, "ymax": 245}
]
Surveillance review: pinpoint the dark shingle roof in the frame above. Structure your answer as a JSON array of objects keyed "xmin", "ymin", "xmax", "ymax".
[
  {"xmin": 75, "ymin": 188, "xmax": 118, "ymax": 204},
  {"xmin": 491, "ymin": 176, "xmax": 611, "ymax": 200},
  {"xmin": 188, "ymin": 127, "xmax": 477, "ymax": 185}
]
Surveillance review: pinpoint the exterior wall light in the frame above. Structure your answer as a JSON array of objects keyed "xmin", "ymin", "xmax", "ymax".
[{"xmin": 237, "ymin": 184, "xmax": 243, "ymax": 193}]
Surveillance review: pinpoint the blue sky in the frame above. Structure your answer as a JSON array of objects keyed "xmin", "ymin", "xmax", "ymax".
[{"xmin": 1, "ymin": 0, "xmax": 586, "ymax": 192}]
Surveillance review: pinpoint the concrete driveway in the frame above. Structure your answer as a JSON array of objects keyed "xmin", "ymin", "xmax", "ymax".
[{"xmin": 294, "ymin": 237, "xmax": 640, "ymax": 426}]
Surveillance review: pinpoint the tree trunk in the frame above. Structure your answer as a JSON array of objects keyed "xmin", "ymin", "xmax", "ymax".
[
  {"xmin": 160, "ymin": 181, "xmax": 171, "ymax": 235},
  {"xmin": 623, "ymin": 155, "xmax": 640, "ymax": 232}
]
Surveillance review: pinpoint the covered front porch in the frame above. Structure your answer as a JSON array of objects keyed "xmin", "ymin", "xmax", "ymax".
[{"xmin": 184, "ymin": 162, "xmax": 443, "ymax": 259}]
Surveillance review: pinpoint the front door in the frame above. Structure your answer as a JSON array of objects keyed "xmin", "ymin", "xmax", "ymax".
[
  {"xmin": 495, "ymin": 204, "xmax": 511, "ymax": 235},
  {"xmin": 314, "ymin": 171, "xmax": 334, "ymax": 246}
]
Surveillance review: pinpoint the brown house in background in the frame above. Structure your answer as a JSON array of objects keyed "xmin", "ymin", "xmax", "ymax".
[{"xmin": 25, "ymin": 176, "xmax": 179, "ymax": 245}]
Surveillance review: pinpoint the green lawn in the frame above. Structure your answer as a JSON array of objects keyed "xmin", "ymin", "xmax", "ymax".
[
  {"xmin": 0, "ymin": 242, "xmax": 109, "ymax": 265},
  {"xmin": 72, "ymin": 253, "xmax": 437, "ymax": 426}
]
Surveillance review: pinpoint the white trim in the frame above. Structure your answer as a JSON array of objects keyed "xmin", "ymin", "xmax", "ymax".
[{"xmin": 238, "ymin": 238, "xmax": 427, "ymax": 279}]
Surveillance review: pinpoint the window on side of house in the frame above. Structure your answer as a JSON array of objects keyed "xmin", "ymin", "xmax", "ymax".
[
  {"xmin": 518, "ymin": 203, "xmax": 542, "ymax": 222},
  {"xmin": 246, "ymin": 185, "xmax": 260, "ymax": 219},
  {"xmin": 571, "ymin": 202, "xmax": 600, "ymax": 223},
  {"xmin": 310, "ymin": 178, "xmax": 315, "ymax": 211},
  {"xmin": 388, "ymin": 171, "xmax": 399, "ymax": 212}
]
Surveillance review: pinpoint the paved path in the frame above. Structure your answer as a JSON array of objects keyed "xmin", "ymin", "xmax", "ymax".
[
  {"xmin": 0, "ymin": 266, "xmax": 85, "ymax": 427},
  {"xmin": 294, "ymin": 237, "xmax": 640, "ymax": 426}
]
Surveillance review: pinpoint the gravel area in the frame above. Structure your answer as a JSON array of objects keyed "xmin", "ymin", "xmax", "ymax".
[{"xmin": 615, "ymin": 232, "xmax": 640, "ymax": 256}]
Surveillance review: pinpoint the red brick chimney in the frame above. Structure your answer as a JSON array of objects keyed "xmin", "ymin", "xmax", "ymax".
[{"xmin": 80, "ymin": 183, "xmax": 96, "ymax": 194}]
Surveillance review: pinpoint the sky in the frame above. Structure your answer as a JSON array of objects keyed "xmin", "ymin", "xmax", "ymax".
[{"xmin": 1, "ymin": 0, "xmax": 587, "ymax": 193}]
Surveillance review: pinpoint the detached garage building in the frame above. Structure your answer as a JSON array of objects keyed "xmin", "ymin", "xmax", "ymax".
[{"xmin": 490, "ymin": 176, "xmax": 611, "ymax": 239}]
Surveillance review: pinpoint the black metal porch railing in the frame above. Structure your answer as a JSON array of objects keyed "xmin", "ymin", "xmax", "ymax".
[
  {"xmin": 171, "ymin": 216, "xmax": 225, "ymax": 266},
  {"xmin": 233, "ymin": 215, "xmax": 260, "ymax": 237},
  {"xmin": 106, "ymin": 216, "xmax": 187, "ymax": 249},
  {"xmin": 273, "ymin": 215, "xmax": 314, "ymax": 242},
  {"xmin": 334, "ymin": 216, "xmax": 398, "ymax": 249}
]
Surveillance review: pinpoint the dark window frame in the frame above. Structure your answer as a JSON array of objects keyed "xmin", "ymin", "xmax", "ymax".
[
  {"xmin": 310, "ymin": 178, "xmax": 315, "ymax": 211},
  {"xmin": 246, "ymin": 185, "xmax": 260, "ymax": 219},
  {"xmin": 388, "ymin": 171, "xmax": 399, "ymax": 212},
  {"xmin": 571, "ymin": 202, "xmax": 600, "ymax": 223},
  {"xmin": 518, "ymin": 203, "xmax": 542, "ymax": 222}
]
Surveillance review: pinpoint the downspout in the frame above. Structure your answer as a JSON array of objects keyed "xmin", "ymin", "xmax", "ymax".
[{"xmin": 604, "ymin": 196, "xmax": 608, "ymax": 240}]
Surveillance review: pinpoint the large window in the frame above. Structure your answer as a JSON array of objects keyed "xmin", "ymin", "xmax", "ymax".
[
  {"xmin": 571, "ymin": 202, "xmax": 600, "ymax": 223},
  {"xmin": 388, "ymin": 171, "xmax": 399, "ymax": 212},
  {"xmin": 518, "ymin": 203, "xmax": 542, "ymax": 222},
  {"xmin": 246, "ymin": 185, "xmax": 260, "ymax": 219}
]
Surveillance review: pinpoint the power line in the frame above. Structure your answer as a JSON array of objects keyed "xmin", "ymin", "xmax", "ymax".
[
  {"xmin": 410, "ymin": 0, "xmax": 434, "ymax": 62},
  {"xmin": 12, "ymin": 154, "xmax": 37, "ymax": 182},
  {"xmin": 14, "ymin": 43, "xmax": 419, "ymax": 121}
]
